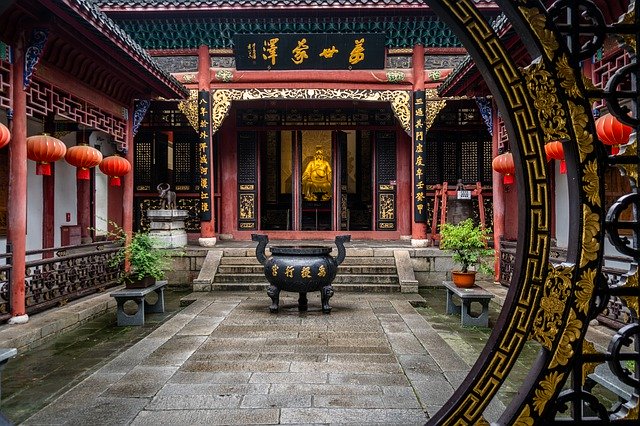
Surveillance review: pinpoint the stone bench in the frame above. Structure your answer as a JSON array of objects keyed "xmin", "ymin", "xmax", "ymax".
[
  {"xmin": 443, "ymin": 280, "xmax": 494, "ymax": 327},
  {"xmin": 585, "ymin": 363, "xmax": 635, "ymax": 410},
  {"xmin": 110, "ymin": 280, "xmax": 167, "ymax": 326}
]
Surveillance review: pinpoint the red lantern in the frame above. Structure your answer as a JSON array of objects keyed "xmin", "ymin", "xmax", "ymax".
[
  {"xmin": 99, "ymin": 155, "xmax": 131, "ymax": 187},
  {"xmin": 492, "ymin": 152, "xmax": 515, "ymax": 184},
  {"xmin": 0, "ymin": 122, "xmax": 10, "ymax": 150},
  {"xmin": 595, "ymin": 113, "xmax": 632, "ymax": 155},
  {"xmin": 26, "ymin": 134, "xmax": 67, "ymax": 175},
  {"xmin": 545, "ymin": 141, "xmax": 566, "ymax": 174},
  {"xmin": 65, "ymin": 144, "xmax": 103, "ymax": 180}
]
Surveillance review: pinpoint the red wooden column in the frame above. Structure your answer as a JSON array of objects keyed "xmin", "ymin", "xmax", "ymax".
[
  {"xmin": 411, "ymin": 44, "xmax": 429, "ymax": 247},
  {"xmin": 8, "ymin": 37, "xmax": 29, "ymax": 324},
  {"xmin": 198, "ymin": 44, "xmax": 216, "ymax": 246},
  {"xmin": 492, "ymin": 103, "xmax": 505, "ymax": 282}
]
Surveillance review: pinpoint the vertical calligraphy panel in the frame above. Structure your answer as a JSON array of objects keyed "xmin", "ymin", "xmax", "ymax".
[
  {"xmin": 413, "ymin": 90, "xmax": 427, "ymax": 222},
  {"xmin": 198, "ymin": 90, "xmax": 212, "ymax": 221}
]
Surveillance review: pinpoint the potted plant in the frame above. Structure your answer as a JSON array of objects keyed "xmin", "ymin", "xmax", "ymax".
[
  {"xmin": 439, "ymin": 218, "xmax": 493, "ymax": 288},
  {"xmin": 110, "ymin": 225, "xmax": 168, "ymax": 289}
]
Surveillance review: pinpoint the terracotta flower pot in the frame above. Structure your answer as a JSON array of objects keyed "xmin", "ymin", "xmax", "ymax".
[{"xmin": 452, "ymin": 271, "xmax": 476, "ymax": 288}]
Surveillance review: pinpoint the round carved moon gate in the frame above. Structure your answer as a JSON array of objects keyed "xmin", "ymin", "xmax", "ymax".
[{"xmin": 423, "ymin": 0, "xmax": 638, "ymax": 424}]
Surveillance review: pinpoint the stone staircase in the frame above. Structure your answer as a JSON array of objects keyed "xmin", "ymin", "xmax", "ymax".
[{"xmin": 193, "ymin": 247, "xmax": 419, "ymax": 293}]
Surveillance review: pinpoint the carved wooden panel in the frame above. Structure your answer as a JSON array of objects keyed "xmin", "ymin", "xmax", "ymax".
[
  {"xmin": 238, "ymin": 131, "xmax": 258, "ymax": 229},
  {"xmin": 375, "ymin": 131, "xmax": 396, "ymax": 230}
]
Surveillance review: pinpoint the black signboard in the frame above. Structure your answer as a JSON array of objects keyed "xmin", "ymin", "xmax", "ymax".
[
  {"xmin": 198, "ymin": 90, "xmax": 212, "ymax": 222},
  {"xmin": 234, "ymin": 33, "xmax": 386, "ymax": 70},
  {"xmin": 413, "ymin": 90, "xmax": 427, "ymax": 223}
]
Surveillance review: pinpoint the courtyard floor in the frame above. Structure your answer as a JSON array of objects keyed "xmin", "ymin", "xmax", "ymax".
[{"xmin": 0, "ymin": 286, "xmax": 617, "ymax": 425}]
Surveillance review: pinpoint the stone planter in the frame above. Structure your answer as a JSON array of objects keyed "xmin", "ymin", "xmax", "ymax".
[{"xmin": 252, "ymin": 234, "xmax": 350, "ymax": 313}]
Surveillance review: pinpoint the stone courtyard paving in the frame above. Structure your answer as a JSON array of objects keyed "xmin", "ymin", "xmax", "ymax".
[{"xmin": 13, "ymin": 290, "xmax": 508, "ymax": 425}]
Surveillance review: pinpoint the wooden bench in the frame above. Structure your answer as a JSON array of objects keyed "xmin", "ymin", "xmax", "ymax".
[
  {"xmin": 443, "ymin": 280, "xmax": 494, "ymax": 327},
  {"xmin": 110, "ymin": 280, "xmax": 167, "ymax": 326}
]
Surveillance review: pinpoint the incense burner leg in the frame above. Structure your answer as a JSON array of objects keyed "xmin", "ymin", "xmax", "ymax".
[
  {"xmin": 298, "ymin": 292, "xmax": 308, "ymax": 312},
  {"xmin": 321, "ymin": 285, "xmax": 334, "ymax": 314},
  {"xmin": 267, "ymin": 285, "xmax": 280, "ymax": 313}
]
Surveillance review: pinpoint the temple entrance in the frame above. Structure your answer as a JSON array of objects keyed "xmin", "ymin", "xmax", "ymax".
[{"xmin": 259, "ymin": 129, "xmax": 373, "ymax": 231}]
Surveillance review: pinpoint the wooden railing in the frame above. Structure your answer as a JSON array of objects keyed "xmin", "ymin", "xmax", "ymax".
[{"xmin": 0, "ymin": 241, "xmax": 123, "ymax": 322}]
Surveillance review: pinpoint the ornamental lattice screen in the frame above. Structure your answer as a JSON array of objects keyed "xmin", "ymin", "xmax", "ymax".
[{"xmin": 425, "ymin": 0, "xmax": 640, "ymax": 424}]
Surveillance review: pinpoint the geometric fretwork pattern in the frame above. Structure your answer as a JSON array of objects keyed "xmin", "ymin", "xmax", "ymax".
[
  {"xmin": 0, "ymin": 60, "xmax": 9, "ymax": 111},
  {"xmin": 25, "ymin": 77, "xmax": 128, "ymax": 149},
  {"xmin": 425, "ymin": 0, "xmax": 630, "ymax": 424}
]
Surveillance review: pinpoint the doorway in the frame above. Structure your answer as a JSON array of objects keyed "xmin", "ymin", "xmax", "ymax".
[{"xmin": 259, "ymin": 129, "xmax": 373, "ymax": 231}]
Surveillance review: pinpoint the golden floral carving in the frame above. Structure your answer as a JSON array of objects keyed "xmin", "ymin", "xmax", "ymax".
[
  {"xmin": 531, "ymin": 264, "xmax": 574, "ymax": 349},
  {"xmin": 550, "ymin": 309, "xmax": 583, "ymax": 368},
  {"xmin": 581, "ymin": 339, "xmax": 602, "ymax": 386},
  {"xmin": 617, "ymin": 138, "xmax": 638, "ymax": 185},
  {"xmin": 582, "ymin": 161, "xmax": 600, "ymax": 207},
  {"xmin": 556, "ymin": 55, "xmax": 581, "ymax": 98},
  {"xmin": 620, "ymin": 269, "xmax": 639, "ymax": 319},
  {"xmin": 177, "ymin": 89, "xmax": 198, "ymax": 132},
  {"xmin": 239, "ymin": 194, "xmax": 255, "ymax": 220},
  {"xmin": 568, "ymin": 101, "xmax": 595, "ymax": 160},
  {"xmin": 575, "ymin": 269, "xmax": 596, "ymax": 315},
  {"xmin": 210, "ymin": 89, "xmax": 412, "ymax": 135},
  {"xmin": 519, "ymin": 7, "xmax": 559, "ymax": 60},
  {"xmin": 533, "ymin": 371, "xmax": 564, "ymax": 415},
  {"xmin": 617, "ymin": 10, "xmax": 637, "ymax": 54},
  {"xmin": 514, "ymin": 404, "xmax": 535, "ymax": 426},
  {"xmin": 523, "ymin": 61, "xmax": 569, "ymax": 143},
  {"xmin": 425, "ymin": 89, "xmax": 447, "ymax": 132},
  {"xmin": 580, "ymin": 205, "xmax": 600, "ymax": 267}
]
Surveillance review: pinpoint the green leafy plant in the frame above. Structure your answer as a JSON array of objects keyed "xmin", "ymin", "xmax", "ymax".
[
  {"xmin": 439, "ymin": 218, "xmax": 494, "ymax": 274},
  {"xmin": 109, "ymin": 224, "xmax": 168, "ymax": 283}
]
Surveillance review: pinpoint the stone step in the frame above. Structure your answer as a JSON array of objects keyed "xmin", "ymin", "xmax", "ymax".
[
  {"xmin": 213, "ymin": 273, "xmax": 399, "ymax": 284},
  {"xmin": 216, "ymin": 265, "xmax": 398, "ymax": 275},
  {"xmin": 211, "ymin": 283, "xmax": 400, "ymax": 293},
  {"xmin": 218, "ymin": 256, "xmax": 396, "ymax": 266}
]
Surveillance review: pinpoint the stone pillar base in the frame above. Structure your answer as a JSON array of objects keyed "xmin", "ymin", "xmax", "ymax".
[
  {"xmin": 411, "ymin": 238, "xmax": 430, "ymax": 247},
  {"xmin": 147, "ymin": 209, "xmax": 188, "ymax": 248},
  {"xmin": 8, "ymin": 314, "xmax": 29, "ymax": 325},
  {"xmin": 199, "ymin": 237, "xmax": 217, "ymax": 247}
]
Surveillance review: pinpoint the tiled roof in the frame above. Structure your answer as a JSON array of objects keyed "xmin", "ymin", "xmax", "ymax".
[
  {"xmin": 437, "ymin": 13, "xmax": 509, "ymax": 96},
  {"xmin": 96, "ymin": 0, "xmax": 498, "ymax": 10},
  {"xmin": 61, "ymin": 0, "xmax": 188, "ymax": 98},
  {"xmin": 113, "ymin": 16, "xmax": 463, "ymax": 50}
]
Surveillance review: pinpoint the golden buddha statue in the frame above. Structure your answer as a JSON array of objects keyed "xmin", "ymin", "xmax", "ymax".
[{"xmin": 302, "ymin": 147, "xmax": 332, "ymax": 201}]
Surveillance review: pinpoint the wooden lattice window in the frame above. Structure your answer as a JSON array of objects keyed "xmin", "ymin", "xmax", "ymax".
[{"xmin": 173, "ymin": 133, "xmax": 198, "ymax": 191}]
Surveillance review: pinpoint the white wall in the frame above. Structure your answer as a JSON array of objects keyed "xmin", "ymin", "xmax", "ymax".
[
  {"xmin": 25, "ymin": 120, "xmax": 45, "ymax": 253},
  {"xmin": 53, "ymin": 133, "xmax": 79, "ymax": 247},
  {"xmin": 26, "ymin": 159, "xmax": 44, "ymax": 252},
  {"xmin": 92, "ymin": 131, "xmax": 114, "ymax": 237}
]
